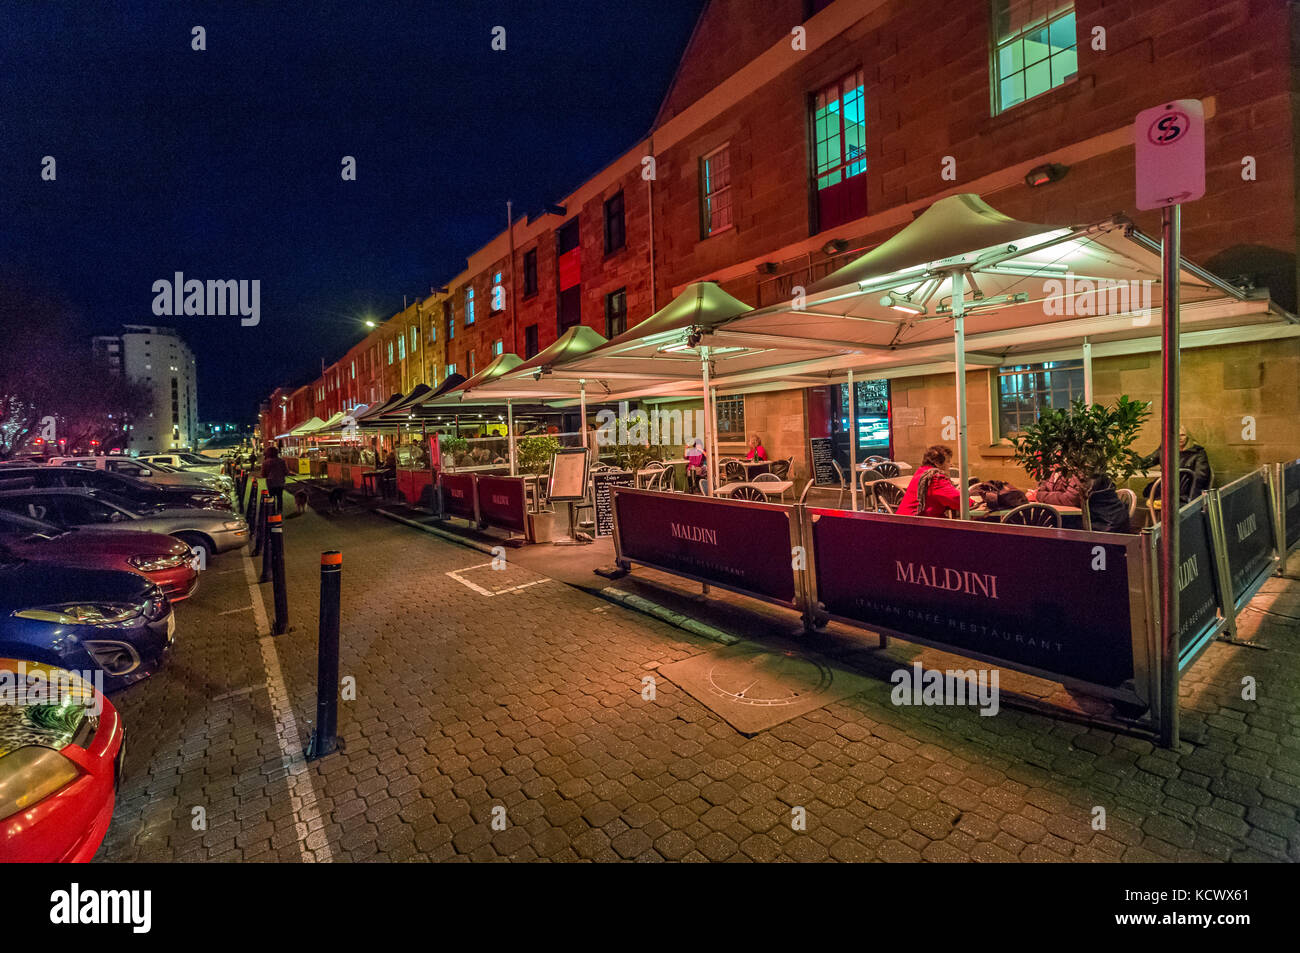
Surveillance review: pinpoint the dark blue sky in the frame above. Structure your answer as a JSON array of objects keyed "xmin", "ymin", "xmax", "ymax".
[{"xmin": 0, "ymin": 0, "xmax": 703, "ymax": 420}]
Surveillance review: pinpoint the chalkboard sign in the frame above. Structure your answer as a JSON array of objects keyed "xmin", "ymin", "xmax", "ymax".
[
  {"xmin": 548, "ymin": 447, "xmax": 589, "ymax": 502},
  {"xmin": 809, "ymin": 436, "xmax": 837, "ymax": 486},
  {"xmin": 592, "ymin": 470, "xmax": 635, "ymax": 537}
]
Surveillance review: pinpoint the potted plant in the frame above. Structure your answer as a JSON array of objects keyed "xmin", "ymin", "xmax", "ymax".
[
  {"xmin": 518, "ymin": 435, "xmax": 561, "ymax": 475},
  {"xmin": 1011, "ymin": 395, "xmax": 1151, "ymax": 528}
]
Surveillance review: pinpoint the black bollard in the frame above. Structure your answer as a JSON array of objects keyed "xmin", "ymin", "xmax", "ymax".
[
  {"xmin": 269, "ymin": 513, "xmax": 288, "ymax": 634},
  {"xmin": 252, "ymin": 490, "xmax": 269, "ymax": 558},
  {"xmin": 307, "ymin": 551, "xmax": 341, "ymax": 760},
  {"xmin": 259, "ymin": 495, "xmax": 275, "ymax": 583},
  {"xmin": 244, "ymin": 479, "xmax": 258, "ymax": 534}
]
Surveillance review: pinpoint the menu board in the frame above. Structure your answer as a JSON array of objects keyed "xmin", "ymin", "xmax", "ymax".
[
  {"xmin": 548, "ymin": 447, "xmax": 589, "ymax": 502},
  {"xmin": 592, "ymin": 470, "xmax": 635, "ymax": 537},
  {"xmin": 809, "ymin": 436, "xmax": 837, "ymax": 486}
]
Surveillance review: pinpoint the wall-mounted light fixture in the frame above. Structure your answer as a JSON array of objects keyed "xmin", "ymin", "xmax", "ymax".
[{"xmin": 1024, "ymin": 163, "xmax": 1069, "ymax": 188}]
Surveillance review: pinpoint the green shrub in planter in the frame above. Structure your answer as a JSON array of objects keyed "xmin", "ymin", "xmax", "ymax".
[{"xmin": 518, "ymin": 435, "xmax": 562, "ymax": 474}]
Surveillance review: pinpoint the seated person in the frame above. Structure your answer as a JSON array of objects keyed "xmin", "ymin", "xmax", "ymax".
[
  {"xmin": 745, "ymin": 433, "xmax": 767, "ymax": 462},
  {"xmin": 897, "ymin": 445, "xmax": 978, "ymax": 518},
  {"xmin": 685, "ymin": 439, "xmax": 707, "ymax": 491},
  {"xmin": 1138, "ymin": 426, "xmax": 1211, "ymax": 501},
  {"xmin": 1027, "ymin": 470, "xmax": 1131, "ymax": 533}
]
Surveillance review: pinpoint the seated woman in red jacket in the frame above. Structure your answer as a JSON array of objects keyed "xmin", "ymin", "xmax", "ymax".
[
  {"xmin": 896, "ymin": 445, "xmax": 976, "ymax": 517},
  {"xmin": 745, "ymin": 433, "xmax": 767, "ymax": 462}
]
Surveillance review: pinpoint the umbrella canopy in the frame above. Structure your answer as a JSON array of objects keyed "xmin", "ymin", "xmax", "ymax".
[
  {"xmin": 366, "ymin": 383, "xmax": 435, "ymax": 423},
  {"xmin": 424, "ymin": 354, "xmax": 524, "ymax": 408},
  {"xmin": 352, "ymin": 392, "xmax": 406, "ymax": 424},
  {"xmin": 287, "ymin": 416, "xmax": 325, "ymax": 436}
]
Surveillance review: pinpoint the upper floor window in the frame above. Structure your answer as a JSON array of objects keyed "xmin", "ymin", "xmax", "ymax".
[
  {"xmin": 997, "ymin": 360, "xmax": 1084, "ymax": 438},
  {"xmin": 387, "ymin": 341, "xmax": 394, "ymax": 365},
  {"xmin": 491, "ymin": 272, "xmax": 505, "ymax": 314},
  {"xmin": 605, "ymin": 288, "xmax": 627, "ymax": 338},
  {"xmin": 992, "ymin": 1, "xmax": 1077, "ymax": 114},
  {"xmin": 524, "ymin": 325, "xmax": 539, "ymax": 359},
  {"xmin": 811, "ymin": 68, "xmax": 866, "ymax": 231},
  {"xmin": 604, "ymin": 191, "xmax": 626, "ymax": 254},
  {"xmin": 410, "ymin": 326, "xmax": 418, "ymax": 352},
  {"xmin": 465, "ymin": 287, "xmax": 475, "ymax": 325},
  {"xmin": 493, "ymin": 339, "xmax": 504, "ymax": 357},
  {"xmin": 350, "ymin": 361, "xmax": 355, "ymax": 379},
  {"xmin": 446, "ymin": 363, "xmax": 457, "ymax": 377},
  {"xmin": 700, "ymin": 145, "xmax": 733, "ymax": 238},
  {"xmin": 523, "ymin": 248, "xmax": 538, "ymax": 296}
]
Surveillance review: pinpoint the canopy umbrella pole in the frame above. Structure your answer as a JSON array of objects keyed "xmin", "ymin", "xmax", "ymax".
[
  {"xmin": 847, "ymin": 368, "xmax": 858, "ymax": 510},
  {"xmin": 579, "ymin": 380, "xmax": 588, "ymax": 451},
  {"xmin": 700, "ymin": 347, "xmax": 718, "ymax": 495},
  {"xmin": 507, "ymin": 399, "xmax": 517, "ymax": 476},
  {"xmin": 952, "ymin": 269, "xmax": 971, "ymax": 520},
  {"xmin": 1083, "ymin": 337, "xmax": 1094, "ymax": 404}
]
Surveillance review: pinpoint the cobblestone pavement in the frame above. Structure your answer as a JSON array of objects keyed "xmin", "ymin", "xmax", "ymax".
[{"xmin": 96, "ymin": 493, "xmax": 1300, "ymax": 862}]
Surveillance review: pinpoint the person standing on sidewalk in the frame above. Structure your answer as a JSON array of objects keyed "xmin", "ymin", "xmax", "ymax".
[{"xmin": 262, "ymin": 445, "xmax": 290, "ymax": 515}]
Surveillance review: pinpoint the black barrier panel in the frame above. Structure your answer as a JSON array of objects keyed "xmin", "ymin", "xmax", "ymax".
[
  {"xmin": 1155, "ymin": 498, "xmax": 1223, "ymax": 667},
  {"xmin": 477, "ymin": 476, "xmax": 527, "ymax": 533},
  {"xmin": 810, "ymin": 509, "xmax": 1137, "ymax": 690},
  {"xmin": 1284, "ymin": 459, "xmax": 1300, "ymax": 551},
  {"xmin": 1220, "ymin": 473, "xmax": 1276, "ymax": 608},
  {"xmin": 614, "ymin": 488, "xmax": 796, "ymax": 604},
  {"xmin": 441, "ymin": 473, "xmax": 476, "ymax": 521}
]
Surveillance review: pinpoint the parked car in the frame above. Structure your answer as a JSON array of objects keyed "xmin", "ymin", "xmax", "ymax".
[
  {"xmin": 47, "ymin": 456, "xmax": 234, "ymax": 495},
  {"xmin": 0, "ymin": 465, "xmax": 232, "ymax": 511},
  {"xmin": 138, "ymin": 452, "xmax": 225, "ymax": 476},
  {"xmin": 0, "ymin": 547, "xmax": 174, "ymax": 692},
  {"xmin": 0, "ymin": 488, "xmax": 248, "ymax": 558},
  {"xmin": 0, "ymin": 657, "xmax": 123, "ymax": 862},
  {"xmin": 0, "ymin": 509, "xmax": 199, "ymax": 602}
]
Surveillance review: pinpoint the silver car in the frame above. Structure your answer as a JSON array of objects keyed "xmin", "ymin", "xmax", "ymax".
[
  {"xmin": 0, "ymin": 487, "xmax": 249, "ymax": 557},
  {"xmin": 47, "ymin": 456, "xmax": 234, "ymax": 496}
]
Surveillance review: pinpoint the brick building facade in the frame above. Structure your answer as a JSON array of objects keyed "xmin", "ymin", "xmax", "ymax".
[{"xmin": 265, "ymin": 0, "xmax": 1299, "ymax": 484}]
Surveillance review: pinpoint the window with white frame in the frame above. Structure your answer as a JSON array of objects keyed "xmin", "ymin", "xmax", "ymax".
[
  {"xmin": 410, "ymin": 326, "xmax": 418, "ymax": 352},
  {"xmin": 700, "ymin": 145, "xmax": 733, "ymax": 237},
  {"xmin": 465, "ymin": 287, "xmax": 475, "ymax": 325},
  {"xmin": 387, "ymin": 341, "xmax": 394, "ymax": 365},
  {"xmin": 493, "ymin": 339, "xmax": 503, "ymax": 356},
  {"xmin": 991, "ymin": 1, "xmax": 1077, "ymax": 114},
  {"xmin": 397, "ymin": 334, "xmax": 406, "ymax": 361},
  {"xmin": 996, "ymin": 360, "xmax": 1084, "ymax": 437}
]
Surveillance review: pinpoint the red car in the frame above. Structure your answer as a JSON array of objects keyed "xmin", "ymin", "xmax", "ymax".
[
  {"xmin": 0, "ymin": 658, "xmax": 124, "ymax": 862},
  {"xmin": 0, "ymin": 509, "xmax": 198, "ymax": 602}
]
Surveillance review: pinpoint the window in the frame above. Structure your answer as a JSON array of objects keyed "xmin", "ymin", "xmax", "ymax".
[
  {"xmin": 715, "ymin": 395, "xmax": 745, "ymax": 438},
  {"xmin": 604, "ymin": 190, "xmax": 626, "ymax": 254},
  {"xmin": 446, "ymin": 302, "xmax": 455, "ymax": 341},
  {"xmin": 523, "ymin": 249, "xmax": 538, "ymax": 296},
  {"xmin": 811, "ymin": 69, "xmax": 867, "ymax": 231},
  {"xmin": 992, "ymin": 2, "xmax": 1077, "ymax": 114},
  {"xmin": 493, "ymin": 339, "xmax": 503, "ymax": 356},
  {"xmin": 397, "ymin": 335, "xmax": 406, "ymax": 361},
  {"xmin": 410, "ymin": 326, "xmax": 418, "ymax": 352},
  {"xmin": 387, "ymin": 341, "xmax": 394, "ymax": 364},
  {"xmin": 605, "ymin": 288, "xmax": 627, "ymax": 338},
  {"xmin": 490, "ymin": 272, "xmax": 504, "ymax": 314},
  {"xmin": 465, "ymin": 287, "xmax": 475, "ymax": 325},
  {"xmin": 700, "ymin": 145, "xmax": 733, "ymax": 237},
  {"xmin": 997, "ymin": 360, "xmax": 1084, "ymax": 437},
  {"xmin": 557, "ymin": 287, "xmax": 581, "ymax": 333},
  {"xmin": 350, "ymin": 360, "xmax": 356, "ymax": 379},
  {"xmin": 524, "ymin": 325, "xmax": 538, "ymax": 359},
  {"xmin": 446, "ymin": 363, "xmax": 457, "ymax": 377}
]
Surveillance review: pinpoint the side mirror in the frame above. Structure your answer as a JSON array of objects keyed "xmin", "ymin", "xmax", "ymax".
[
  {"xmin": 109, "ymin": 511, "xmax": 126, "ymax": 522},
  {"xmin": 139, "ymin": 469, "xmax": 152, "ymax": 477}
]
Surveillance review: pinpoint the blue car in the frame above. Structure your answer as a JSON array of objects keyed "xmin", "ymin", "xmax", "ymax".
[{"xmin": 0, "ymin": 542, "xmax": 175, "ymax": 693}]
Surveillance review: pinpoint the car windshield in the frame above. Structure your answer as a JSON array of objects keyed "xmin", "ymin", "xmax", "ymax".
[{"xmin": 0, "ymin": 510, "xmax": 66, "ymax": 541}]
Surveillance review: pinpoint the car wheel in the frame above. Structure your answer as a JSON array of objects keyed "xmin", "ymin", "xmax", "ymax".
[{"xmin": 174, "ymin": 532, "xmax": 213, "ymax": 564}]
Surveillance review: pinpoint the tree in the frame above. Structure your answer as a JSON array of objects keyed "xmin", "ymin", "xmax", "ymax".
[{"xmin": 1011, "ymin": 396, "xmax": 1151, "ymax": 523}]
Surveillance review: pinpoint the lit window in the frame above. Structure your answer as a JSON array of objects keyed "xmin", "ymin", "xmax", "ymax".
[
  {"xmin": 997, "ymin": 360, "xmax": 1084, "ymax": 437},
  {"xmin": 700, "ymin": 146, "xmax": 733, "ymax": 237},
  {"xmin": 715, "ymin": 395, "xmax": 745, "ymax": 437},
  {"xmin": 351, "ymin": 361, "xmax": 355, "ymax": 379},
  {"xmin": 992, "ymin": 2, "xmax": 1077, "ymax": 114},
  {"xmin": 813, "ymin": 69, "xmax": 866, "ymax": 190},
  {"xmin": 446, "ymin": 363, "xmax": 457, "ymax": 377},
  {"xmin": 398, "ymin": 335, "xmax": 406, "ymax": 360},
  {"xmin": 410, "ymin": 326, "xmax": 418, "ymax": 352},
  {"xmin": 387, "ymin": 341, "xmax": 394, "ymax": 365},
  {"xmin": 466, "ymin": 287, "xmax": 474, "ymax": 325},
  {"xmin": 493, "ymin": 339, "xmax": 503, "ymax": 356}
]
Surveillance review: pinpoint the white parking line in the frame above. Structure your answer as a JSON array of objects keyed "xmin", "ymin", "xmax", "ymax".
[
  {"xmin": 241, "ymin": 550, "xmax": 333, "ymax": 863},
  {"xmin": 445, "ymin": 562, "xmax": 551, "ymax": 597}
]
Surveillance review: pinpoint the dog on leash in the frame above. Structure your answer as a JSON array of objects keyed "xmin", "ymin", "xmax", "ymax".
[
  {"xmin": 294, "ymin": 489, "xmax": 310, "ymax": 515},
  {"xmin": 328, "ymin": 487, "xmax": 347, "ymax": 513}
]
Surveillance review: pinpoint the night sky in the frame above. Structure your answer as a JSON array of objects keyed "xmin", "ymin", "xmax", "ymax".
[{"xmin": 0, "ymin": 0, "xmax": 704, "ymax": 421}]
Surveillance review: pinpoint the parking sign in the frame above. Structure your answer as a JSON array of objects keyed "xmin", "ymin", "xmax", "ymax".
[{"xmin": 1135, "ymin": 99, "xmax": 1205, "ymax": 211}]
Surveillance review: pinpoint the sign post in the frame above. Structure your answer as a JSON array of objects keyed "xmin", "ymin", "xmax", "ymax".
[{"xmin": 1135, "ymin": 99, "xmax": 1205, "ymax": 748}]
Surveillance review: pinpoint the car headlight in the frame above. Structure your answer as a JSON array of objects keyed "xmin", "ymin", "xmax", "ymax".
[
  {"xmin": 13, "ymin": 602, "xmax": 146, "ymax": 626},
  {"xmin": 222, "ymin": 520, "xmax": 245, "ymax": 530},
  {"xmin": 128, "ymin": 553, "xmax": 190, "ymax": 571},
  {"xmin": 0, "ymin": 747, "xmax": 80, "ymax": 821}
]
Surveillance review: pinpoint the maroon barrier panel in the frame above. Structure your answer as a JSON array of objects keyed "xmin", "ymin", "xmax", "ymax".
[
  {"xmin": 1284, "ymin": 459, "xmax": 1300, "ymax": 552},
  {"xmin": 477, "ymin": 475, "xmax": 528, "ymax": 533},
  {"xmin": 809, "ymin": 508, "xmax": 1142, "ymax": 692},
  {"xmin": 613, "ymin": 488, "xmax": 796, "ymax": 604},
  {"xmin": 441, "ymin": 473, "xmax": 477, "ymax": 521}
]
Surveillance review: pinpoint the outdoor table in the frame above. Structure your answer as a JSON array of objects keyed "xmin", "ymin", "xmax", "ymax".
[
  {"xmin": 360, "ymin": 471, "xmax": 380, "ymax": 496},
  {"xmin": 970, "ymin": 504, "xmax": 1084, "ymax": 521},
  {"xmin": 856, "ymin": 460, "xmax": 913, "ymax": 472},
  {"xmin": 738, "ymin": 459, "xmax": 771, "ymax": 477},
  {"xmin": 715, "ymin": 480, "xmax": 793, "ymax": 499}
]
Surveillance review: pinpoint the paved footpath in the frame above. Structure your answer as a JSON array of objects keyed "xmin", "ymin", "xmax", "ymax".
[{"xmin": 96, "ymin": 495, "xmax": 1300, "ymax": 862}]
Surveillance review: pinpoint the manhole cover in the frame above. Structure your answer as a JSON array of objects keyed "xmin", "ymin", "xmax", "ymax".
[
  {"xmin": 705, "ymin": 649, "xmax": 832, "ymax": 707},
  {"xmin": 658, "ymin": 641, "xmax": 873, "ymax": 735}
]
